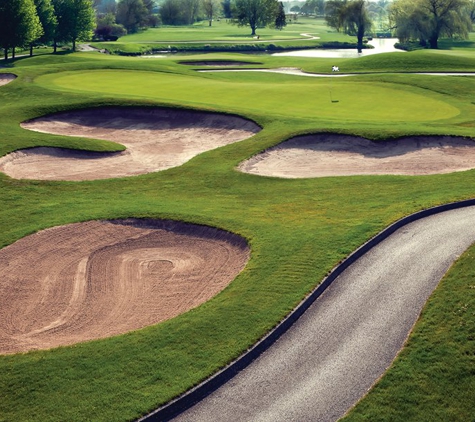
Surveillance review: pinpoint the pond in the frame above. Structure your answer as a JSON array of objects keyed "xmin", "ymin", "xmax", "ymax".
[{"xmin": 272, "ymin": 38, "xmax": 403, "ymax": 58}]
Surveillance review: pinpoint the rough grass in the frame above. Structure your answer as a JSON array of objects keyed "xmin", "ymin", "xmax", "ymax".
[{"xmin": 0, "ymin": 47, "xmax": 475, "ymax": 421}]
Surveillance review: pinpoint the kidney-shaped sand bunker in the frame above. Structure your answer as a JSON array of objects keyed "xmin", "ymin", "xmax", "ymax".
[
  {"xmin": 239, "ymin": 133, "xmax": 475, "ymax": 178},
  {"xmin": 0, "ymin": 219, "xmax": 249, "ymax": 354},
  {"xmin": 0, "ymin": 73, "xmax": 16, "ymax": 86},
  {"xmin": 0, "ymin": 107, "xmax": 260, "ymax": 181}
]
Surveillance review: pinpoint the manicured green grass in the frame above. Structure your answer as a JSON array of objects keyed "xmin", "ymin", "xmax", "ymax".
[
  {"xmin": 0, "ymin": 47, "xmax": 474, "ymax": 421},
  {"xmin": 35, "ymin": 69, "xmax": 462, "ymax": 123}
]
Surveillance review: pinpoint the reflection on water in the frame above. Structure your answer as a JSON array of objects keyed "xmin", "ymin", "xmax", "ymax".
[{"xmin": 272, "ymin": 38, "xmax": 403, "ymax": 58}]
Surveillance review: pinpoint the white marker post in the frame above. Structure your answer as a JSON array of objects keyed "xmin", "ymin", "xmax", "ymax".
[{"xmin": 330, "ymin": 66, "xmax": 339, "ymax": 103}]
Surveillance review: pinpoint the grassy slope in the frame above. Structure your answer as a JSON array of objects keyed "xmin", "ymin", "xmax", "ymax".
[{"xmin": 0, "ymin": 49, "xmax": 474, "ymax": 421}]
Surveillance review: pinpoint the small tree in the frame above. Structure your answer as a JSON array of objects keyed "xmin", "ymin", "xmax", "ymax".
[
  {"xmin": 116, "ymin": 0, "xmax": 148, "ymax": 32},
  {"xmin": 95, "ymin": 13, "xmax": 127, "ymax": 39},
  {"xmin": 274, "ymin": 1, "xmax": 287, "ymax": 29},
  {"xmin": 181, "ymin": 0, "xmax": 201, "ymax": 24},
  {"xmin": 54, "ymin": 0, "xmax": 96, "ymax": 51},
  {"xmin": 203, "ymin": 0, "xmax": 220, "ymax": 26},
  {"xmin": 159, "ymin": 0, "xmax": 183, "ymax": 24},
  {"xmin": 222, "ymin": 0, "xmax": 232, "ymax": 18},
  {"xmin": 326, "ymin": 0, "xmax": 372, "ymax": 52},
  {"xmin": 233, "ymin": 0, "xmax": 279, "ymax": 36},
  {"xmin": 32, "ymin": 0, "xmax": 58, "ymax": 55}
]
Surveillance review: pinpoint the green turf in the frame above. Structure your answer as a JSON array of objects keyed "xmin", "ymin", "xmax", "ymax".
[
  {"xmin": 35, "ymin": 69, "xmax": 461, "ymax": 122},
  {"xmin": 0, "ymin": 42, "xmax": 475, "ymax": 422}
]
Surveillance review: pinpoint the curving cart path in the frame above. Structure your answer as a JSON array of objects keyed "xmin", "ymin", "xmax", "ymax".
[{"xmin": 162, "ymin": 204, "xmax": 475, "ymax": 422}]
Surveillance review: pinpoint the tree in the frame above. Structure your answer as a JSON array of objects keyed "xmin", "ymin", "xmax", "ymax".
[
  {"xmin": 325, "ymin": 0, "xmax": 346, "ymax": 31},
  {"xmin": 32, "ymin": 0, "xmax": 57, "ymax": 55},
  {"xmin": 116, "ymin": 0, "xmax": 148, "ymax": 32},
  {"xmin": 325, "ymin": 0, "xmax": 372, "ymax": 52},
  {"xmin": 274, "ymin": 1, "xmax": 286, "ymax": 29},
  {"xmin": 222, "ymin": 0, "xmax": 232, "ymax": 18},
  {"xmin": 54, "ymin": 0, "xmax": 96, "ymax": 51},
  {"xmin": 95, "ymin": 12, "xmax": 127, "ymax": 40},
  {"xmin": 315, "ymin": 0, "xmax": 325, "ymax": 15},
  {"xmin": 0, "ymin": 0, "xmax": 43, "ymax": 60},
  {"xmin": 233, "ymin": 0, "xmax": 279, "ymax": 35},
  {"xmin": 159, "ymin": 0, "xmax": 184, "ymax": 24},
  {"xmin": 203, "ymin": 0, "xmax": 220, "ymax": 26},
  {"xmin": 181, "ymin": 0, "xmax": 201, "ymax": 24},
  {"xmin": 390, "ymin": 0, "xmax": 471, "ymax": 49},
  {"xmin": 301, "ymin": 0, "xmax": 324, "ymax": 15}
]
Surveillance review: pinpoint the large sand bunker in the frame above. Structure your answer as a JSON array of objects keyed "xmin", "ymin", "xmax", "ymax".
[
  {"xmin": 0, "ymin": 107, "xmax": 260, "ymax": 181},
  {"xmin": 239, "ymin": 133, "xmax": 475, "ymax": 178},
  {"xmin": 0, "ymin": 73, "xmax": 16, "ymax": 86},
  {"xmin": 0, "ymin": 219, "xmax": 249, "ymax": 354}
]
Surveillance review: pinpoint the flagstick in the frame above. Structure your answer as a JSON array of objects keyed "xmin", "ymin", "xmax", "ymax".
[{"xmin": 330, "ymin": 65, "xmax": 339, "ymax": 103}]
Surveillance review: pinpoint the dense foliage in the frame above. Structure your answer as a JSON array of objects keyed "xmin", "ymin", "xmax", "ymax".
[
  {"xmin": 325, "ymin": 0, "xmax": 372, "ymax": 52},
  {"xmin": 390, "ymin": 0, "xmax": 472, "ymax": 48}
]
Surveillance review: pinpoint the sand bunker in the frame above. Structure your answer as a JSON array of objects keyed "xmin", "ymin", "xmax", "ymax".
[
  {"xmin": 180, "ymin": 60, "xmax": 259, "ymax": 66},
  {"xmin": 0, "ymin": 107, "xmax": 260, "ymax": 181},
  {"xmin": 0, "ymin": 219, "xmax": 249, "ymax": 354},
  {"xmin": 239, "ymin": 133, "xmax": 475, "ymax": 178},
  {"xmin": 0, "ymin": 73, "xmax": 16, "ymax": 86}
]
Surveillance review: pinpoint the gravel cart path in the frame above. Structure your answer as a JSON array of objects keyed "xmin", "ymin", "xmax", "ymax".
[{"xmin": 171, "ymin": 205, "xmax": 475, "ymax": 422}]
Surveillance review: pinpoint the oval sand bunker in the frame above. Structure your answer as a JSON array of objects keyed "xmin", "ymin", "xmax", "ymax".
[
  {"xmin": 0, "ymin": 107, "xmax": 260, "ymax": 181},
  {"xmin": 0, "ymin": 73, "xmax": 16, "ymax": 86},
  {"xmin": 239, "ymin": 133, "xmax": 475, "ymax": 178},
  {"xmin": 0, "ymin": 219, "xmax": 249, "ymax": 354}
]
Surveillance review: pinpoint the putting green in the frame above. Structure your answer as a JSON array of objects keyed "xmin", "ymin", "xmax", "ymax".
[{"xmin": 35, "ymin": 70, "xmax": 460, "ymax": 122}]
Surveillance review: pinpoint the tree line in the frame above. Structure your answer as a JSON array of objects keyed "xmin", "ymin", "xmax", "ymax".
[
  {"xmin": 0, "ymin": 0, "xmax": 289, "ymax": 59},
  {"xmin": 2, "ymin": 0, "xmax": 475, "ymax": 61},
  {"xmin": 0, "ymin": 0, "xmax": 95, "ymax": 59}
]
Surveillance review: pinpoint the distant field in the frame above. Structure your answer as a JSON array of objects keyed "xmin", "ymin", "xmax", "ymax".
[
  {"xmin": 114, "ymin": 17, "xmax": 349, "ymax": 43},
  {"xmin": 91, "ymin": 17, "xmax": 355, "ymax": 54}
]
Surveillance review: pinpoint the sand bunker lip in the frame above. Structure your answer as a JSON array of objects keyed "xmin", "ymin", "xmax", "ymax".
[
  {"xmin": 239, "ymin": 133, "xmax": 475, "ymax": 178},
  {"xmin": 0, "ymin": 73, "xmax": 17, "ymax": 86},
  {"xmin": 180, "ymin": 60, "xmax": 260, "ymax": 66},
  {"xmin": 0, "ymin": 107, "xmax": 260, "ymax": 181},
  {"xmin": 0, "ymin": 219, "xmax": 249, "ymax": 355}
]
